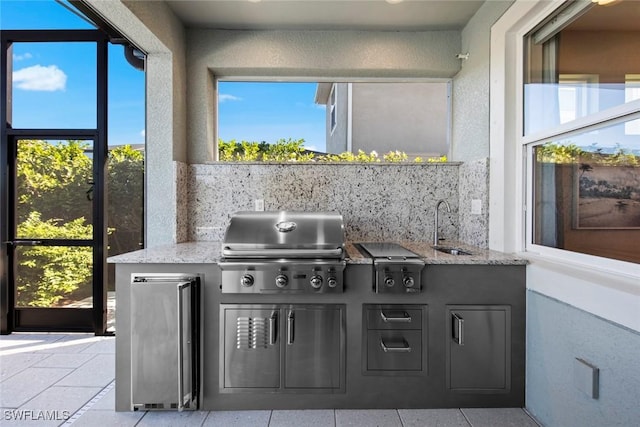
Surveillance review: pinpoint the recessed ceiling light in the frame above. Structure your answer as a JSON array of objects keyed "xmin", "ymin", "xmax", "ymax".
[{"xmin": 386, "ymin": 0, "xmax": 404, "ymax": 4}]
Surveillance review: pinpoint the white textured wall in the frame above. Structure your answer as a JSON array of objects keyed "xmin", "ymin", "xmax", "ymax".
[
  {"xmin": 451, "ymin": 0, "xmax": 513, "ymax": 162},
  {"xmin": 88, "ymin": 0, "xmax": 188, "ymax": 246},
  {"xmin": 527, "ymin": 291, "xmax": 640, "ymax": 427},
  {"xmin": 186, "ymin": 29, "xmax": 462, "ymax": 163}
]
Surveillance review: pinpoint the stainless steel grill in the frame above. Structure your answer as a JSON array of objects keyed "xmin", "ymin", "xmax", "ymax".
[{"xmin": 219, "ymin": 211, "xmax": 346, "ymax": 293}]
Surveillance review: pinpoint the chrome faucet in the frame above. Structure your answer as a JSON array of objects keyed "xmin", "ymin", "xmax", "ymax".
[{"xmin": 434, "ymin": 199, "xmax": 451, "ymax": 246}]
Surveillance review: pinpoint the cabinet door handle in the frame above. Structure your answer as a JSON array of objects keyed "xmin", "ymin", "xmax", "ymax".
[
  {"xmin": 287, "ymin": 310, "xmax": 295, "ymax": 345},
  {"xmin": 380, "ymin": 338, "xmax": 412, "ymax": 353},
  {"xmin": 269, "ymin": 311, "xmax": 278, "ymax": 345},
  {"xmin": 380, "ymin": 310, "xmax": 412, "ymax": 323},
  {"xmin": 176, "ymin": 281, "xmax": 191, "ymax": 411},
  {"xmin": 452, "ymin": 312, "xmax": 464, "ymax": 346}
]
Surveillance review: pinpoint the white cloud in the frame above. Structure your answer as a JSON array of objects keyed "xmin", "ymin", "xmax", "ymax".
[
  {"xmin": 140, "ymin": 129, "xmax": 145, "ymax": 138},
  {"xmin": 13, "ymin": 65, "xmax": 67, "ymax": 91},
  {"xmin": 13, "ymin": 52, "xmax": 33, "ymax": 61},
  {"xmin": 219, "ymin": 93, "xmax": 242, "ymax": 103}
]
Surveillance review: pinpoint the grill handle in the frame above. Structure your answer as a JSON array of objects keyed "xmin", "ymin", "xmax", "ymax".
[{"xmin": 222, "ymin": 248, "xmax": 343, "ymax": 258}]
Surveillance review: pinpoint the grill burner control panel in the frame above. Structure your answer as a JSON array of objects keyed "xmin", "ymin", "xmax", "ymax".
[
  {"xmin": 220, "ymin": 262, "xmax": 346, "ymax": 294},
  {"xmin": 373, "ymin": 259, "xmax": 424, "ymax": 294},
  {"xmin": 358, "ymin": 243, "xmax": 425, "ymax": 294}
]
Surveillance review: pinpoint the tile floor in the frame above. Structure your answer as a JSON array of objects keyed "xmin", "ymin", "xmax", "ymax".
[{"xmin": 0, "ymin": 333, "xmax": 542, "ymax": 427}]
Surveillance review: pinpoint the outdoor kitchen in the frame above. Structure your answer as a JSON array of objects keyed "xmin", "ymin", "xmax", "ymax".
[{"xmin": 107, "ymin": 127, "xmax": 526, "ymax": 412}]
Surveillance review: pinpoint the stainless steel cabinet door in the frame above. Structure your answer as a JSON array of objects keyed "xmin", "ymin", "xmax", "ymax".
[
  {"xmin": 223, "ymin": 306, "xmax": 280, "ymax": 389},
  {"xmin": 284, "ymin": 306, "xmax": 343, "ymax": 389},
  {"xmin": 131, "ymin": 275, "xmax": 199, "ymax": 410},
  {"xmin": 446, "ymin": 305, "xmax": 511, "ymax": 392}
]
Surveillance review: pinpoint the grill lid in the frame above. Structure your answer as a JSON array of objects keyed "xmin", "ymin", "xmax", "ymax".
[{"xmin": 222, "ymin": 211, "xmax": 345, "ymax": 259}]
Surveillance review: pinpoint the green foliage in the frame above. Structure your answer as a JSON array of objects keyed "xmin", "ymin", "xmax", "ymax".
[
  {"xmin": 108, "ymin": 145, "xmax": 145, "ymax": 255},
  {"xmin": 16, "ymin": 212, "xmax": 93, "ymax": 307},
  {"xmin": 316, "ymin": 149, "xmax": 381, "ymax": 163},
  {"xmin": 426, "ymin": 155, "xmax": 448, "ymax": 163},
  {"xmin": 17, "ymin": 140, "xmax": 93, "ymax": 228},
  {"xmin": 262, "ymin": 138, "xmax": 315, "ymax": 162},
  {"xmin": 217, "ymin": 139, "xmax": 450, "ymax": 163},
  {"xmin": 383, "ymin": 150, "xmax": 408, "ymax": 162},
  {"xmin": 15, "ymin": 140, "xmax": 144, "ymax": 307},
  {"xmin": 537, "ymin": 142, "xmax": 639, "ymax": 166}
]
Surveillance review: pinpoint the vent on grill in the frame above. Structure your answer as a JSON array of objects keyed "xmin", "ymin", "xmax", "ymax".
[{"xmin": 236, "ymin": 317, "xmax": 269, "ymax": 349}]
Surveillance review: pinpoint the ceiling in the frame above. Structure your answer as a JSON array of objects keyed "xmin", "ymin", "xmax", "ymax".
[{"xmin": 165, "ymin": 0, "xmax": 487, "ymax": 31}]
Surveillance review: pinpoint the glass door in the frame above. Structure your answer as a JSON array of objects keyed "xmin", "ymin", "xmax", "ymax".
[
  {"xmin": 10, "ymin": 137, "xmax": 97, "ymax": 330},
  {"xmin": 1, "ymin": 31, "xmax": 109, "ymax": 334}
]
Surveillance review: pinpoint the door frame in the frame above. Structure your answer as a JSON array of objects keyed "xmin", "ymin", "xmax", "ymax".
[{"xmin": 1, "ymin": 30, "xmax": 109, "ymax": 335}]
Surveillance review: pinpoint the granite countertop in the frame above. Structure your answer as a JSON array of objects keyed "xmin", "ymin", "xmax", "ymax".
[{"xmin": 108, "ymin": 240, "xmax": 526, "ymax": 265}]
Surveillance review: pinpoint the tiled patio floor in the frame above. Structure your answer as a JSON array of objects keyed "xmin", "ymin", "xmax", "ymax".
[{"xmin": 0, "ymin": 333, "xmax": 542, "ymax": 426}]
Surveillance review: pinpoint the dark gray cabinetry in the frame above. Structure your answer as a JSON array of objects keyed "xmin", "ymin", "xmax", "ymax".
[
  {"xmin": 446, "ymin": 305, "xmax": 511, "ymax": 392},
  {"xmin": 428, "ymin": 265, "xmax": 525, "ymax": 407},
  {"xmin": 363, "ymin": 305, "xmax": 426, "ymax": 374},
  {"xmin": 221, "ymin": 304, "xmax": 344, "ymax": 392},
  {"xmin": 130, "ymin": 274, "xmax": 201, "ymax": 411}
]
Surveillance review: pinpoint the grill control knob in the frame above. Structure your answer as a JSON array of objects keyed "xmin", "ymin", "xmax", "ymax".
[
  {"xmin": 403, "ymin": 276, "xmax": 415, "ymax": 288},
  {"xmin": 384, "ymin": 277, "xmax": 395, "ymax": 287},
  {"xmin": 327, "ymin": 277, "xmax": 338, "ymax": 288},
  {"xmin": 310, "ymin": 275, "xmax": 323, "ymax": 289},
  {"xmin": 240, "ymin": 274, "xmax": 254, "ymax": 287},
  {"xmin": 275, "ymin": 274, "xmax": 288, "ymax": 288}
]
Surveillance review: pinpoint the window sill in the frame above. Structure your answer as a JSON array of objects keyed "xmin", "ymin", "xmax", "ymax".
[{"xmin": 521, "ymin": 251, "xmax": 640, "ymax": 333}]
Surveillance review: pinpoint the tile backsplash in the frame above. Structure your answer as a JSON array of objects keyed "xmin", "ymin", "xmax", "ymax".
[{"xmin": 187, "ymin": 162, "xmax": 474, "ymax": 244}]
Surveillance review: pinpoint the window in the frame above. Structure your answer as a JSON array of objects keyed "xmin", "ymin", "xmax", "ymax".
[
  {"xmin": 524, "ymin": 1, "xmax": 640, "ymax": 265},
  {"xmin": 625, "ymin": 75, "xmax": 640, "ymax": 135}
]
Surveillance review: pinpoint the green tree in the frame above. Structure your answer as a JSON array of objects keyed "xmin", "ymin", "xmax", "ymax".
[
  {"xmin": 14, "ymin": 140, "xmax": 144, "ymax": 307},
  {"xmin": 108, "ymin": 145, "xmax": 145, "ymax": 255}
]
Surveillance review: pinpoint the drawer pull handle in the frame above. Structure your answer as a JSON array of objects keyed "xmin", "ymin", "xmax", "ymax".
[
  {"xmin": 380, "ymin": 338, "xmax": 412, "ymax": 353},
  {"xmin": 380, "ymin": 310, "xmax": 412, "ymax": 323}
]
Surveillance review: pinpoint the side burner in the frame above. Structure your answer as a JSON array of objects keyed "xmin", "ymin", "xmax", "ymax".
[{"xmin": 359, "ymin": 243, "xmax": 425, "ymax": 294}]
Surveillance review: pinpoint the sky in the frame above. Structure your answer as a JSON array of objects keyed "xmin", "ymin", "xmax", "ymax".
[
  {"xmin": 1, "ymin": 0, "xmax": 146, "ymax": 147},
  {"xmin": 1, "ymin": 0, "xmax": 326, "ymax": 151},
  {"xmin": 218, "ymin": 81, "xmax": 326, "ymax": 152}
]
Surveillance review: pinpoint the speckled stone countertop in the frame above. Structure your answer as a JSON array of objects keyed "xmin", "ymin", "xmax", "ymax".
[{"xmin": 107, "ymin": 241, "xmax": 526, "ymax": 265}]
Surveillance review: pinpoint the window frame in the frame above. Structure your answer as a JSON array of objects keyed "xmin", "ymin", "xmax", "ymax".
[
  {"xmin": 519, "ymin": 3, "xmax": 640, "ymax": 275},
  {"xmin": 490, "ymin": 0, "xmax": 640, "ymax": 333},
  {"xmin": 329, "ymin": 83, "xmax": 337, "ymax": 135}
]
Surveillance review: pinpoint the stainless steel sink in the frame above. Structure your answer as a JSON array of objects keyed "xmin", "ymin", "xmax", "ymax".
[{"xmin": 433, "ymin": 246, "xmax": 472, "ymax": 256}]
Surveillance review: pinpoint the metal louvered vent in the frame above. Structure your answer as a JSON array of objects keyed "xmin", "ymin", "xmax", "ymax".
[{"xmin": 236, "ymin": 317, "xmax": 269, "ymax": 349}]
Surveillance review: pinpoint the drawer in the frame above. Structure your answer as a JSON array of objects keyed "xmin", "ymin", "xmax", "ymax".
[
  {"xmin": 366, "ymin": 307, "xmax": 422, "ymax": 330},
  {"xmin": 367, "ymin": 330, "xmax": 422, "ymax": 371}
]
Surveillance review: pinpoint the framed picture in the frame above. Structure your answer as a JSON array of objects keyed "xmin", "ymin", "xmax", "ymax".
[{"xmin": 574, "ymin": 163, "xmax": 640, "ymax": 229}]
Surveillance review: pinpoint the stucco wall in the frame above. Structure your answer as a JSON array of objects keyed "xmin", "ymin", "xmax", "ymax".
[
  {"xmin": 526, "ymin": 291, "xmax": 640, "ymax": 427},
  {"xmin": 87, "ymin": 0, "xmax": 188, "ymax": 246},
  {"xmin": 351, "ymin": 82, "xmax": 450, "ymax": 158},
  {"xmin": 186, "ymin": 29, "xmax": 462, "ymax": 163},
  {"xmin": 451, "ymin": 0, "xmax": 514, "ymax": 162}
]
